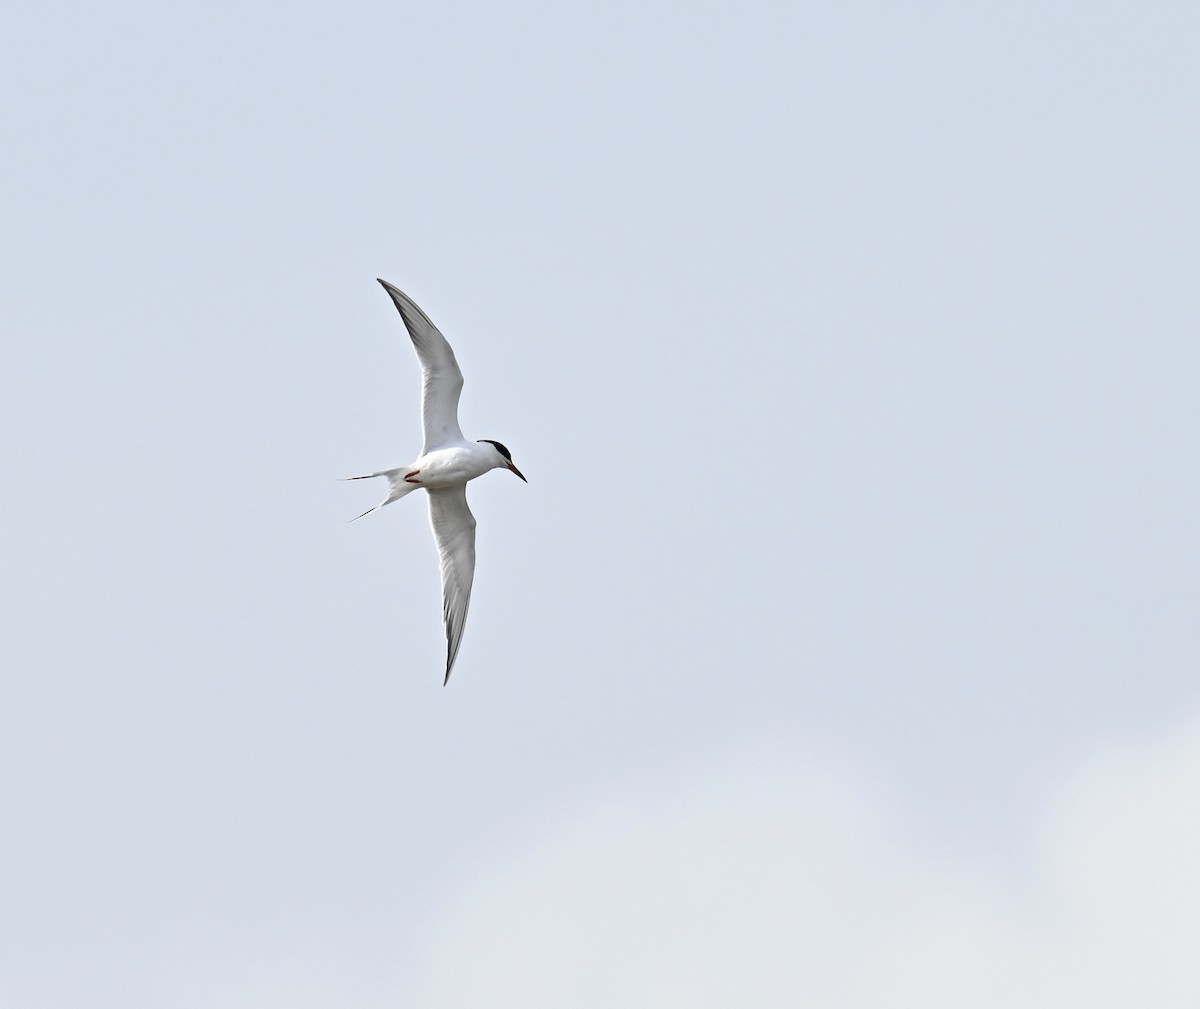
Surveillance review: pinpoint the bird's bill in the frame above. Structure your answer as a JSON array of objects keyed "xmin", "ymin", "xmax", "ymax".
[{"xmin": 507, "ymin": 462, "xmax": 528, "ymax": 483}]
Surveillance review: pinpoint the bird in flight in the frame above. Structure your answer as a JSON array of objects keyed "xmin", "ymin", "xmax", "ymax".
[{"xmin": 348, "ymin": 280, "xmax": 527, "ymax": 684}]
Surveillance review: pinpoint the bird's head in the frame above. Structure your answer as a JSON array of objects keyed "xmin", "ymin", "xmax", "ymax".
[{"xmin": 478, "ymin": 439, "xmax": 527, "ymax": 482}]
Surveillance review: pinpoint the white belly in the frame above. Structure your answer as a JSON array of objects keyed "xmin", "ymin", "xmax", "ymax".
[{"xmin": 411, "ymin": 445, "xmax": 492, "ymax": 487}]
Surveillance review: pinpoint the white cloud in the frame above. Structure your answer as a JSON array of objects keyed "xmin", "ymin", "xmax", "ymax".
[{"xmin": 411, "ymin": 724, "xmax": 1200, "ymax": 1009}]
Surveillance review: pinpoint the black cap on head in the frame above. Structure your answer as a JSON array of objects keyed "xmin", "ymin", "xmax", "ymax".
[{"xmin": 478, "ymin": 439, "xmax": 513, "ymax": 462}]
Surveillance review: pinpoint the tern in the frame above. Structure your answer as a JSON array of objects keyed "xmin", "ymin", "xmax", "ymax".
[{"xmin": 348, "ymin": 280, "xmax": 527, "ymax": 684}]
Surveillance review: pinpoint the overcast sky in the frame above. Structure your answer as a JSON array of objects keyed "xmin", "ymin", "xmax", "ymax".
[{"xmin": 3, "ymin": 0, "xmax": 1199, "ymax": 1005}]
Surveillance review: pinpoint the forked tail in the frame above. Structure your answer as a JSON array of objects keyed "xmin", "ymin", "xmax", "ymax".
[{"xmin": 342, "ymin": 468, "xmax": 419, "ymax": 521}]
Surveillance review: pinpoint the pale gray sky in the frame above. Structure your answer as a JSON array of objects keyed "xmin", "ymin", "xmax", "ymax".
[{"xmin": 3, "ymin": 0, "xmax": 1199, "ymax": 1005}]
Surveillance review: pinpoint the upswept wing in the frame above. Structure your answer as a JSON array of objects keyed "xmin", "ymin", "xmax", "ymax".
[
  {"xmin": 427, "ymin": 486, "xmax": 477, "ymax": 684},
  {"xmin": 378, "ymin": 279, "xmax": 465, "ymax": 452}
]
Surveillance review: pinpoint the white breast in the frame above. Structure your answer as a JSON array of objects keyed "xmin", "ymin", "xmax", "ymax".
[{"xmin": 413, "ymin": 444, "xmax": 495, "ymax": 488}]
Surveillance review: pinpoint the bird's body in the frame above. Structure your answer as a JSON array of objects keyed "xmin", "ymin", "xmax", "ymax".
[
  {"xmin": 413, "ymin": 443, "xmax": 511, "ymax": 488},
  {"xmin": 348, "ymin": 280, "xmax": 526, "ymax": 684}
]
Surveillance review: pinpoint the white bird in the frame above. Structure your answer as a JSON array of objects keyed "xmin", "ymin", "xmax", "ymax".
[{"xmin": 348, "ymin": 280, "xmax": 527, "ymax": 684}]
